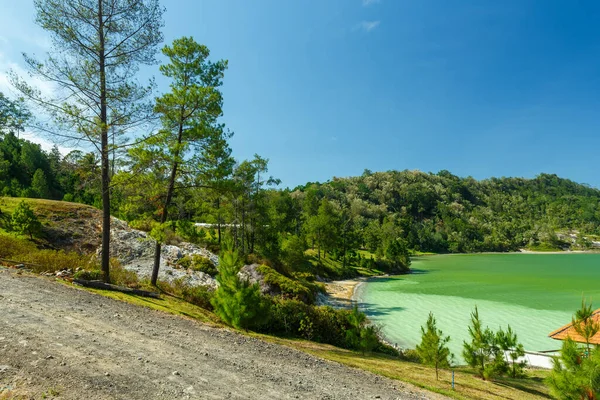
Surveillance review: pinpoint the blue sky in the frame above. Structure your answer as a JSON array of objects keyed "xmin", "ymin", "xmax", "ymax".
[{"xmin": 1, "ymin": 0, "xmax": 600, "ymax": 189}]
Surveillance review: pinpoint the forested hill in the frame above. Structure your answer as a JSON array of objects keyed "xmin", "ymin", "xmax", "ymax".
[
  {"xmin": 292, "ymin": 170, "xmax": 600, "ymax": 253},
  {"xmin": 1, "ymin": 128, "xmax": 599, "ymax": 257}
]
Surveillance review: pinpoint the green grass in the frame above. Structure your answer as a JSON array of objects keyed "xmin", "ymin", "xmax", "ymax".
[
  {"xmin": 252, "ymin": 335, "xmax": 551, "ymax": 400},
  {"xmin": 68, "ymin": 282, "xmax": 221, "ymax": 325},
  {"xmin": 525, "ymin": 243, "xmax": 564, "ymax": 252}
]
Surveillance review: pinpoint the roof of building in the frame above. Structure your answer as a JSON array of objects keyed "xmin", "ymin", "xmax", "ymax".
[{"xmin": 549, "ymin": 309, "xmax": 600, "ymax": 344}]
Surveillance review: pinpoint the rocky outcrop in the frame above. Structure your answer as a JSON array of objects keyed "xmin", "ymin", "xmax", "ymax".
[{"xmin": 100, "ymin": 219, "xmax": 219, "ymax": 288}]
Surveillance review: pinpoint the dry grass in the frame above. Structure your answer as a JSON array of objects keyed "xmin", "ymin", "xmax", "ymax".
[{"xmin": 253, "ymin": 336, "xmax": 552, "ymax": 400}]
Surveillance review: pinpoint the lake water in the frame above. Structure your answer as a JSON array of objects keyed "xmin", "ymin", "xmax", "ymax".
[{"xmin": 355, "ymin": 253, "xmax": 600, "ymax": 365}]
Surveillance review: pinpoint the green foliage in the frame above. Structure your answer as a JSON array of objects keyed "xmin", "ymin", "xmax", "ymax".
[
  {"xmin": 416, "ymin": 312, "xmax": 452, "ymax": 380},
  {"xmin": 496, "ymin": 325, "xmax": 526, "ymax": 378},
  {"xmin": 384, "ymin": 238, "xmax": 411, "ymax": 273},
  {"xmin": 163, "ymin": 278, "xmax": 214, "ymax": 310},
  {"xmin": 177, "ymin": 254, "xmax": 217, "ymax": 276},
  {"xmin": 0, "ymin": 92, "xmax": 30, "ymax": 136},
  {"xmin": 280, "ymin": 235, "xmax": 307, "ymax": 269},
  {"xmin": 73, "ymin": 269, "xmax": 103, "ymax": 281},
  {"xmin": 262, "ymin": 298, "xmax": 350, "ymax": 349},
  {"xmin": 31, "ymin": 169, "xmax": 49, "ymax": 198},
  {"xmin": 346, "ymin": 305, "xmax": 380, "ymax": 355},
  {"xmin": 462, "ymin": 307, "xmax": 527, "ymax": 380},
  {"xmin": 462, "ymin": 307, "xmax": 500, "ymax": 379},
  {"xmin": 547, "ymin": 299, "xmax": 600, "ymax": 399},
  {"xmin": 11, "ymin": 200, "xmax": 41, "ymax": 239},
  {"xmin": 547, "ymin": 338, "xmax": 600, "ymax": 399},
  {"xmin": 572, "ymin": 299, "xmax": 600, "ymax": 356},
  {"xmin": 256, "ymin": 264, "xmax": 314, "ymax": 302},
  {"xmin": 210, "ymin": 244, "xmax": 270, "ymax": 330}
]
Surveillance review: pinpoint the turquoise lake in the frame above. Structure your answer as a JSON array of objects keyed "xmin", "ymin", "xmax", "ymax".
[{"xmin": 355, "ymin": 254, "xmax": 600, "ymax": 363}]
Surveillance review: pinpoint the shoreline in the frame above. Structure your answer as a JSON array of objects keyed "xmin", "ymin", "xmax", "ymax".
[
  {"xmin": 320, "ymin": 277, "xmax": 369, "ymax": 308},
  {"xmin": 322, "ymin": 249, "xmax": 600, "ymax": 306},
  {"xmin": 413, "ymin": 249, "xmax": 598, "ymax": 256}
]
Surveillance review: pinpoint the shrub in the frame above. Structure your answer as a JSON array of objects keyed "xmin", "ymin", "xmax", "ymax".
[
  {"xmin": 0, "ymin": 234, "xmax": 37, "ymax": 258},
  {"xmin": 257, "ymin": 265, "xmax": 313, "ymax": 302},
  {"xmin": 23, "ymin": 250, "xmax": 94, "ymax": 273},
  {"xmin": 177, "ymin": 254, "xmax": 217, "ymax": 276},
  {"xmin": 73, "ymin": 269, "xmax": 103, "ymax": 281},
  {"xmin": 11, "ymin": 200, "xmax": 42, "ymax": 239},
  {"xmin": 164, "ymin": 278, "xmax": 214, "ymax": 310},
  {"xmin": 346, "ymin": 305, "xmax": 381, "ymax": 354},
  {"xmin": 109, "ymin": 262, "xmax": 140, "ymax": 287},
  {"xmin": 211, "ymin": 244, "xmax": 270, "ymax": 330}
]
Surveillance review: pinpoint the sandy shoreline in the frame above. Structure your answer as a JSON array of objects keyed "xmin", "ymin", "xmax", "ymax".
[{"xmin": 321, "ymin": 277, "xmax": 368, "ymax": 308}]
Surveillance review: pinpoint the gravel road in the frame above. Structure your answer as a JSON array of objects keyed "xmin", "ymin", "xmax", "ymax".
[{"xmin": 0, "ymin": 268, "xmax": 445, "ymax": 400}]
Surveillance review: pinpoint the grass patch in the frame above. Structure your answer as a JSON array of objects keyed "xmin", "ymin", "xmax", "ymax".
[
  {"xmin": 525, "ymin": 243, "xmax": 564, "ymax": 252},
  {"xmin": 73, "ymin": 282, "xmax": 221, "ymax": 326},
  {"xmin": 251, "ymin": 335, "xmax": 552, "ymax": 400}
]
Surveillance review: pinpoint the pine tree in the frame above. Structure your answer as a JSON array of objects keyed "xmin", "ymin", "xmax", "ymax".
[
  {"xmin": 12, "ymin": 200, "xmax": 41, "ymax": 240},
  {"xmin": 345, "ymin": 305, "xmax": 379, "ymax": 354},
  {"xmin": 547, "ymin": 338, "xmax": 600, "ymax": 399},
  {"xmin": 416, "ymin": 312, "xmax": 451, "ymax": 380},
  {"xmin": 462, "ymin": 307, "xmax": 496, "ymax": 379},
  {"xmin": 210, "ymin": 243, "xmax": 269, "ymax": 330},
  {"xmin": 496, "ymin": 325, "xmax": 526, "ymax": 378},
  {"xmin": 573, "ymin": 299, "xmax": 600, "ymax": 357},
  {"xmin": 129, "ymin": 37, "xmax": 228, "ymax": 286},
  {"xmin": 12, "ymin": 0, "xmax": 164, "ymax": 283}
]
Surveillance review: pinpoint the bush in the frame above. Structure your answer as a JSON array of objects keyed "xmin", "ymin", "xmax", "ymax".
[
  {"xmin": 177, "ymin": 254, "xmax": 217, "ymax": 276},
  {"xmin": 163, "ymin": 278, "xmax": 214, "ymax": 310},
  {"xmin": 11, "ymin": 200, "xmax": 42, "ymax": 239},
  {"xmin": 23, "ymin": 249, "xmax": 94, "ymax": 273},
  {"xmin": 263, "ymin": 298, "xmax": 350, "ymax": 346},
  {"xmin": 73, "ymin": 269, "xmax": 103, "ymax": 281},
  {"xmin": 211, "ymin": 245, "xmax": 270, "ymax": 330},
  {"xmin": 257, "ymin": 265, "xmax": 314, "ymax": 302},
  {"xmin": 0, "ymin": 234, "xmax": 37, "ymax": 258},
  {"xmin": 176, "ymin": 220, "xmax": 203, "ymax": 243},
  {"xmin": 109, "ymin": 262, "xmax": 140, "ymax": 287}
]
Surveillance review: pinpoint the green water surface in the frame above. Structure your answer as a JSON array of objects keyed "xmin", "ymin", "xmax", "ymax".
[{"xmin": 356, "ymin": 254, "xmax": 600, "ymax": 360}]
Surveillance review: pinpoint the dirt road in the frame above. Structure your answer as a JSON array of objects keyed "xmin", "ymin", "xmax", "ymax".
[{"xmin": 0, "ymin": 268, "xmax": 444, "ymax": 399}]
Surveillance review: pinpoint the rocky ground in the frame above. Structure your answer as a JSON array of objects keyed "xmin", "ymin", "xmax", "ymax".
[
  {"xmin": 0, "ymin": 268, "xmax": 445, "ymax": 400},
  {"xmin": 107, "ymin": 222, "xmax": 219, "ymax": 288}
]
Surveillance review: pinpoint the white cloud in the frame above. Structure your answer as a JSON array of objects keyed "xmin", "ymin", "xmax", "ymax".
[
  {"xmin": 20, "ymin": 131, "xmax": 76, "ymax": 156},
  {"xmin": 362, "ymin": 0, "xmax": 381, "ymax": 6},
  {"xmin": 357, "ymin": 20, "xmax": 381, "ymax": 33},
  {"xmin": 0, "ymin": 51, "xmax": 56, "ymax": 99}
]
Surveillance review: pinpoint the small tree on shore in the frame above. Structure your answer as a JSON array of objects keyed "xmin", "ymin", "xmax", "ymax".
[
  {"xmin": 462, "ymin": 307, "xmax": 498, "ymax": 379},
  {"xmin": 416, "ymin": 312, "xmax": 451, "ymax": 380},
  {"xmin": 346, "ymin": 305, "xmax": 380, "ymax": 354},
  {"xmin": 496, "ymin": 325, "xmax": 526, "ymax": 378}
]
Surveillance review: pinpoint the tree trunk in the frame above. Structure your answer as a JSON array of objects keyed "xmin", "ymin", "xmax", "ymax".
[
  {"xmin": 241, "ymin": 197, "xmax": 246, "ymax": 254},
  {"xmin": 98, "ymin": 0, "xmax": 111, "ymax": 284},
  {"xmin": 150, "ymin": 117, "xmax": 184, "ymax": 285},
  {"xmin": 216, "ymin": 196, "xmax": 222, "ymax": 244}
]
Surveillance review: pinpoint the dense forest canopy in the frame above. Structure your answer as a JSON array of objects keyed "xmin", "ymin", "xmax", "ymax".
[{"xmin": 1, "ymin": 124, "xmax": 598, "ymax": 261}]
